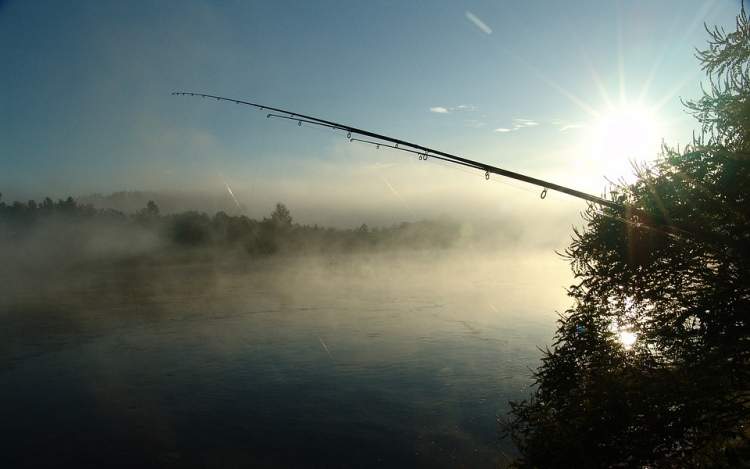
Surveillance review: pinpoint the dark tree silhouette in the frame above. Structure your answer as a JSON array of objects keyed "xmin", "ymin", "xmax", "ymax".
[
  {"xmin": 0, "ymin": 191, "xmax": 464, "ymax": 260},
  {"xmin": 269, "ymin": 202, "xmax": 292, "ymax": 229},
  {"xmin": 168, "ymin": 211, "xmax": 212, "ymax": 246},
  {"xmin": 134, "ymin": 200, "xmax": 161, "ymax": 228},
  {"xmin": 502, "ymin": 8, "xmax": 750, "ymax": 469}
]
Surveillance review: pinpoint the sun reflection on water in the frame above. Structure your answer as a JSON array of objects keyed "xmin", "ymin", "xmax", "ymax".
[
  {"xmin": 619, "ymin": 330, "xmax": 638, "ymax": 350},
  {"xmin": 607, "ymin": 292, "xmax": 645, "ymax": 351}
]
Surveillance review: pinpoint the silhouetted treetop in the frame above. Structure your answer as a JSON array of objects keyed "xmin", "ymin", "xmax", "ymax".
[{"xmin": 502, "ymin": 7, "xmax": 750, "ymax": 469}]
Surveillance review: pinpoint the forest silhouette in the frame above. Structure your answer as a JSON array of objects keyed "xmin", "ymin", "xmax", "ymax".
[{"xmin": 0, "ymin": 193, "xmax": 473, "ymax": 266}]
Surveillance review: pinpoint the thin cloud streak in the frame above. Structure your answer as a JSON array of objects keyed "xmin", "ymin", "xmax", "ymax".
[
  {"xmin": 558, "ymin": 122, "xmax": 587, "ymax": 132},
  {"xmin": 464, "ymin": 120, "xmax": 485, "ymax": 128},
  {"xmin": 429, "ymin": 105, "xmax": 475, "ymax": 114},
  {"xmin": 466, "ymin": 11, "xmax": 492, "ymax": 34},
  {"xmin": 514, "ymin": 119, "xmax": 538, "ymax": 128},
  {"xmin": 494, "ymin": 118, "xmax": 539, "ymax": 133}
]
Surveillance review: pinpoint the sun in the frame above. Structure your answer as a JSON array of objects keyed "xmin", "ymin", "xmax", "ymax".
[
  {"xmin": 588, "ymin": 104, "xmax": 663, "ymax": 181},
  {"xmin": 596, "ymin": 105, "xmax": 660, "ymax": 160}
]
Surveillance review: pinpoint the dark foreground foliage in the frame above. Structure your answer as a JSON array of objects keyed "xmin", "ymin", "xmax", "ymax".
[{"xmin": 501, "ymin": 8, "xmax": 750, "ymax": 469}]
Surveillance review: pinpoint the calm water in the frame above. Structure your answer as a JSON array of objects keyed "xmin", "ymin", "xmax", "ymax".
[{"xmin": 0, "ymin": 251, "xmax": 571, "ymax": 468}]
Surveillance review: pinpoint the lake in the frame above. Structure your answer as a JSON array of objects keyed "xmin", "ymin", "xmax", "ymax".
[{"xmin": 0, "ymin": 250, "xmax": 572, "ymax": 468}]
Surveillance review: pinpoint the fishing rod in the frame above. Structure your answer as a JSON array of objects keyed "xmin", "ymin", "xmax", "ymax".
[{"xmin": 172, "ymin": 92, "xmax": 748, "ymax": 252}]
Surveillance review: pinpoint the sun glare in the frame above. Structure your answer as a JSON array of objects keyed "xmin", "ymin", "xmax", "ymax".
[
  {"xmin": 607, "ymin": 295, "xmax": 642, "ymax": 351},
  {"xmin": 589, "ymin": 105, "xmax": 662, "ymax": 180},
  {"xmin": 619, "ymin": 330, "xmax": 638, "ymax": 350}
]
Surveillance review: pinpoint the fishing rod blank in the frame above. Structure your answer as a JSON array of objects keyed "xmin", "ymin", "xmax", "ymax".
[{"xmin": 172, "ymin": 92, "xmax": 748, "ymax": 252}]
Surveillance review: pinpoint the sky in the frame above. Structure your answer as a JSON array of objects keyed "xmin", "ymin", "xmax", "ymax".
[{"xmin": 0, "ymin": 0, "xmax": 744, "ymax": 231}]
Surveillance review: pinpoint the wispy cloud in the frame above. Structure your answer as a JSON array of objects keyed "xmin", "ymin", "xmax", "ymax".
[
  {"xmin": 464, "ymin": 120, "xmax": 485, "ymax": 128},
  {"xmin": 557, "ymin": 121, "xmax": 588, "ymax": 132},
  {"xmin": 494, "ymin": 118, "xmax": 539, "ymax": 134},
  {"xmin": 466, "ymin": 11, "xmax": 492, "ymax": 34},
  {"xmin": 513, "ymin": 119, "xmax": 538, "ymax": 129},
  {"xmin": 429, "ymin": 104, "xmax": 475, "ymax": 114}
]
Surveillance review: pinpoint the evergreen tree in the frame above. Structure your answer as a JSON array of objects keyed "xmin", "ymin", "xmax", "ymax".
[
  {"xmin": 270, "ymin": 202, "xmax": 293, "ymax": 229},
  {"xmin": 135, "ymin": 200, "xmax": 161, "ymax": 227},
  {"xmin": 502, "ymin": 8, "xmax": 750, "ymax": 468}
]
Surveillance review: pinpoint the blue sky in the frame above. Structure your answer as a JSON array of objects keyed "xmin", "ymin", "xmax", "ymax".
[{"xmin": 0, "ymin": 0, "xmax": 743, "ymax": 229}]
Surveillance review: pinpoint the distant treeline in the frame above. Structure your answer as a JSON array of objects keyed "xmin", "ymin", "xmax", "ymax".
[
  {"xmin": 0, "ymin": 193, "xmax": 464, "ymax": 262},
  {"xmin": 76, "ymin": 190, "xmax": 246, "ymax": 216}
]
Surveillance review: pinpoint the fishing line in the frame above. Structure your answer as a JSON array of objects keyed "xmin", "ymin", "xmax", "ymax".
[
  {"xmin": 354, "ymin": 132, "xmax": 574, "ymax": 209},
  {"xmin": 368, "ymin": 137, "xmax": 584, "ymax": 213},
  {"xmin": 172, "ymin": 92, "xmax": 747, "ymax": 253},
  {"xmin": 244, "ymin": 122, "xmax": 273, "ymax": 258},
  {"xmin": 217, "ymin": 169, "xmax": 241, "ymax": 210},
  {"xmin": 318, "ymin": 335, "xmax": 333, "ymax": 360},
  {"xmin": 217, "ymin": 169, "xmax": 271, "ymax": 258},
  {"xmin": 247, "ymin": 114, "xmax": 269, "ymax": 213},
  {"xmin": 377, "ymin": 173, "xmax": 440, "ymax": 246},
  {"xmin": 353, "ymin": 140, "xmax": 717, "ymax": 249},
  {"xmin": 207, "ymin": 113, "xmax": 273, "ymax": 259}
]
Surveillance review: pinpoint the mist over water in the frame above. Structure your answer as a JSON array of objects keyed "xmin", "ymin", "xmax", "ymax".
[
  {"xmin": 0, "ymin": 193, "xmax": 577, "ymax": 467},
  {"xmin": 0, "ymin": 229, "xmax": 571, "ymax": 468}
]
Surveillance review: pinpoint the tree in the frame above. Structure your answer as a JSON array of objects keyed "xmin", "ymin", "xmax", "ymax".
[
  {"xmin": 56, "ymin": 196, "xmax": 78, "ymax": 214},
  {"xmin": 354, "ymin": 223, "xmax": 369, "ymax": 235},
  {"xmin": 137, "ymin": 200, "xmax": 160, "ymax": 218},
  {"xmin": 134, "ymin": 200, "xmax": 161, "ymax": 226},
  {"xmin": 269, "ymin": 202, "xmax": 293, "ymax": 229},
  {"xmin": 168, "ymin": 210, "xmax": 211, "ymax": 246},
  {"xmin": 39, "ymin": 196, "xmax": 54, "ymax": 214},
  {"xmin": 144, "ymin": 200, "xmax": 160, "ymax": 217},
  {"xmin": 502, "ymin": 8, "xmax": 750, "ymax": 469}
]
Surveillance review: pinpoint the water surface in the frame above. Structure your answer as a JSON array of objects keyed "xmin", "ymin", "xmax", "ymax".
[{"xmin": 0, "ymin": 251, "xmax": 571, "ymax": 468}]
